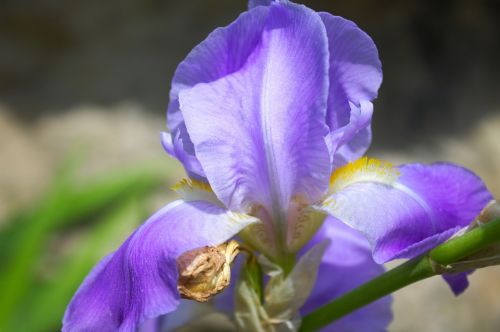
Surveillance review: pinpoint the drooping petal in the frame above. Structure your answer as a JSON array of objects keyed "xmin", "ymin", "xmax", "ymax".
[
  {"xmin": 63, "ymin": 200, "xmax": 256, "ymax": 332},
  {"xmin": 300, "ymin": 216, "xmax": 392, "ymax": 331},
  {"xmin": 320, "ymin": 159, "xmax": 492, "ymax": 263},
  {"xmin": 320, "ymin": 12, "xmax": 382, "ymax": 165},
  {"xmin": 442, "ymin": 272, "xmax": 471, "ymax": 295},
  {"xmin": 138, "ymin": 317, "xmax": 163, "ymax": 332},
  {"xmin": 179, "ymin": 2, "xmax": 331, "ymax": 213}
]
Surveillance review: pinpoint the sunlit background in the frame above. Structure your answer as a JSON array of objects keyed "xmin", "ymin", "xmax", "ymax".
[{"xmin": 1, "ymin": 0, "xmax": 499, "ymax": 331}]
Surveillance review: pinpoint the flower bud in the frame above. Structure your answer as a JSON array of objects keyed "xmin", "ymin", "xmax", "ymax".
[
  {"xmin": 177, "ymin": 240, "xmax": 240, "ymax": 302},
  {"xmin": 476, "ymin": 200, "xmax": 500, "ymax": 225},
  {"xmin": 434, "ymin": 200, "xmax": 500, "ymax": 274}
]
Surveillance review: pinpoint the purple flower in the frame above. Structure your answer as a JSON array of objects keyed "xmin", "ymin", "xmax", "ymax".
[{"xmin": 63, "ymin": 1, "xmax": 492, "ymax": 331}]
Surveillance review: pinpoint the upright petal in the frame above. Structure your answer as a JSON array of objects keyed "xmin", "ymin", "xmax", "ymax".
[
  {"xmin": 167, "ymin": 6, "xmax": 269, "ymax": 130},
  {"xmin": 179, "ymin": 2, "xmax": 331, "ymax": 213},
  {"xmin": 165, "ymin": 5, "xmax": 273, "ymax": 177},
  {"xmin": 300, "ymin": 217, "xmax": 392, "ymax": 331},
  {"xmin": 320, "ymin": 159, "xmax": 492, "ymax": 263},
  {"xmin": 330, "ymin": 100, "xmax": 373, "ymax": 168},
  {"xmin": 248, "ymin": 0, "xmax": 290, "ymax": 9},
  {"xmin": 63, "ymin": 200, "xmax": 255, "ymax": 332},
  {"xmin": 160, "ymin": 130, "xmax": 205, "ymax": 180},
  {"xmin": 248, "ymin": 0, "xmax": 274, "ymax": 9},
  {"xmin": 320, "ymin": 13, "xmax": 382, "ymax": 164}
]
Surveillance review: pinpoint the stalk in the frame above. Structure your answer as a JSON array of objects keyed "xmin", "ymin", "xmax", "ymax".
[{"xmin": 299, "ymin": 217, "xmax": 500, "ymax": 331}]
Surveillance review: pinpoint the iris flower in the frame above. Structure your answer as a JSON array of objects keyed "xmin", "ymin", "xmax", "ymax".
[{"xmin": 63, "ymin": 0, "xmax": 492, "ymax": 331}]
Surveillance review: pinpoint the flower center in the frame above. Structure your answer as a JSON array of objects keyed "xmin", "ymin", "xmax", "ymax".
[{"xmin": 239, "ymin": 200, "xmax": 326, "ymax": 264}]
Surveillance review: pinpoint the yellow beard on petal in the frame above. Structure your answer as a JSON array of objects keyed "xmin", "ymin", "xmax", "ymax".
[
  {"xmin": 171, "ymin": 178, "xmax": 222, "ymax": 205},
  {"xmin": 171, "ymin": 178, "xmax": 213, "ymax": 193},
  {"xmin": 329, "ymin": 157, "xmax": 400, "ymax": 194}
]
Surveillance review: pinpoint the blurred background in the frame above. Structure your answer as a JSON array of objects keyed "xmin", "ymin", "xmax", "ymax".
[{"xmin": 0, "ymin": 0, "xmax": 499, "ymax": 331}]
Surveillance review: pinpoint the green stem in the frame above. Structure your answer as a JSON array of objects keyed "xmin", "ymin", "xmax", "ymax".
[
  {"xmin": 430, "ymin": 218, "xmax": 500, "ymax": 265},
  {"xmin": 276, "ymin": 252, "xmax": 296, "ymax": 276},
  {"xmin": 299, "ymin": 217, "xmax": 500, "ymax": 332},
  {"xmin": 300, "ymin": 256, "xmax": 435, "ymax": 331}
]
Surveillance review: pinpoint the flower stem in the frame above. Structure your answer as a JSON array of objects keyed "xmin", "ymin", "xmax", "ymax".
[
  {"xmin": 430, "ymin": 218, "xmax": 500, "ymax": 265},
  {"xmin": 299, "ymin": 255, "xmax": 435, "ymax": 331},
  {"xmin": 299, "ymin": 217, "xmax": 500, "ymax": 332}
]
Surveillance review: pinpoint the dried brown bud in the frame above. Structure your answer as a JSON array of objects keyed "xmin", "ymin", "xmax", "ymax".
[
  {"xmin": 433, "ymin": 200, "xmax": 500, "ymax": 274},
  {"xmin": 460, "ymin": 200, "xmax": 500, "ymax": 234},
  {"xmin": 177, "ymin": 240, "xmax": 240, "ymax": 302},
  {"xmin": 477, "ymin": 200, "xmax": 500, "ymax": 225}
]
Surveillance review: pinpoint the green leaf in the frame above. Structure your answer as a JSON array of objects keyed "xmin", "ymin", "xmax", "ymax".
[
  {"xmin": 0, "ymin": 163, "xmax": 166, "ymax": 329},
  {"xmin": 242, "ymin": 254, "xmax": 264, "ymax": 302}
]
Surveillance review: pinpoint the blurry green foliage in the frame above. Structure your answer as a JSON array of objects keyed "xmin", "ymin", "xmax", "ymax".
[{"xmin": 0, "ymin": 159, "xmax": 176, "ymax": 331}]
